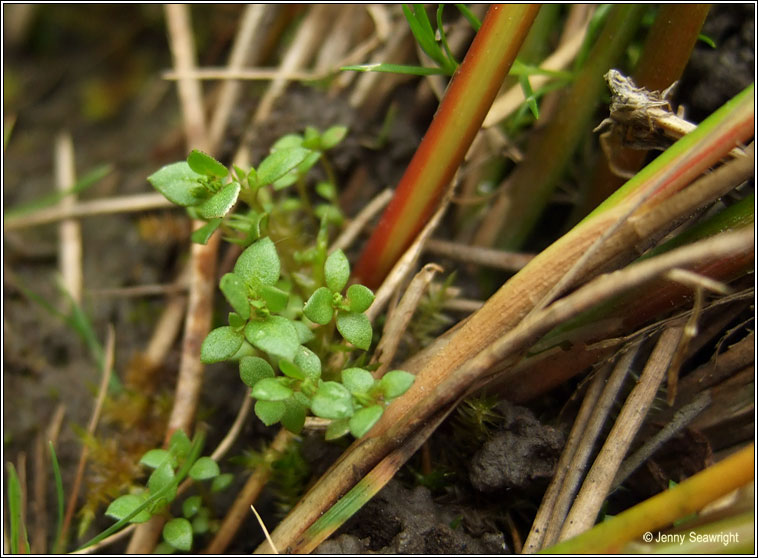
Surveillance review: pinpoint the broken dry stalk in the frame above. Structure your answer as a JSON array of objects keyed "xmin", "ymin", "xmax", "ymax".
[{"xmin": 559, "ymin": 325, "xmax": 685, "ymax": 540}]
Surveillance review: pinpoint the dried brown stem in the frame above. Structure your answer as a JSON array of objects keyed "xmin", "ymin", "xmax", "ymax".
[
  {"xmin": 538, "ymin": 343, "xmax": 640, "ymax": 549},
  {"xmin": 55, "ymin": 131, "xmax": 82, "ymax": 304},
  {"xmin": 3, "ymin": 192, "xmax": 173, "ymax": 231},
  {"xmin": 59, "ymin": 325, "xmax": 115, "ymax": 551},
  {"xmin": 330, "ymin": 188, "xmax": 393, "ymax": 255},
  {"xmin": 31, "ymin": 405, "xmax": 65, "ymax": 554},
  {"xmin": 371, "ymin": 263, "xmax": 443, "ymax": 378},
  {"xmin": 559, "ymin": 325, "xmax": 685, "ymax": 540},
  {"xmin": 425, "ymin": 238, "xmax": 534, "ymax": 271},
  {"xmin": 205, "ymin": 429, "xmax": 293, "ymax": 554}
]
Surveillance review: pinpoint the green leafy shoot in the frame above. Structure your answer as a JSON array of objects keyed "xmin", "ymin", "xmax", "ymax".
[{"xmin": 163, "ymin": 517, "xmax": 193, "ymax": 551}]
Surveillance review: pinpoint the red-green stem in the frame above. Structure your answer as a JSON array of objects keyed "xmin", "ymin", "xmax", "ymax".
[{"xmin": 354, "ymin": 4, "xmax": 541, "ymax": 288}]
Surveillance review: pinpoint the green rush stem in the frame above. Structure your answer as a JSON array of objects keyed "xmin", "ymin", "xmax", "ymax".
[{"xmin": 354, "ymin": 4, "xmax": 541, "ymax": 288}]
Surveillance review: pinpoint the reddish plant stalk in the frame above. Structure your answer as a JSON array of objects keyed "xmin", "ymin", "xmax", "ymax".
[{"xmin": 354, "ymin": 4, "xmax": 541, "ymax": 288}]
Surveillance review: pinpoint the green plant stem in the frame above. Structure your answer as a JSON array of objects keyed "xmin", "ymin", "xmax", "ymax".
[
  {"xmin": 354, "ymin": 4, "xmax": 541, "ymax": 288},
  {"xmin": 540, "ymin": 444, "xmax": 754, "ymax": 553},
  {"xmin": 7, "ymin": 462, "xmax": 30, "ymax": 554},
  {"xmin": 582, "ymin": 4, "xmax": 711, "ymax": 213},
  {"xmin": 49, "ymin": 443, "xmax": 66, "ymax": 554},
  {"xmin": 474, "ymin": 4, "xmax": 645, "ymax": 251}
]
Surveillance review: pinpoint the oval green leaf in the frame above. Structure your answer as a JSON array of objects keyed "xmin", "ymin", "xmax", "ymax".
[
  {"xmin": 281, "ymin": 398, "xmax": 307, "ymax": 434},
  {"xmin": 336, "ymin": 311, "xmax": 372, "ymax": 350},
  {"xmin": 321, "ymin": 125, "xmax": 348, "ymax": 150},
  {"xmin": 256, "ymin": 147, "xmax": 311, "ymax": 186},
  {"xmin": 303, "ymin": 286, "xmax": 334, "ymax": 325},
  {"xmin": 294, "ymin": 345, "xmax": 321, "ymax": 380},
  {"xmin": 200, "ymin": 326, "xmax": 244, "ymax": 364},
  {"xmin": 187, "ymin": 149, "xmax": 228, "ymax": 178},
  {"xmin": 379, "ymin": 370, "xmax": 415, "ymax": 399},
  {"xmin": 341, "ymin": 368, "xmax": 375, "ymax": 395},
  {"xmin": 349, "ymin": 405, "xmax": 384, "ymax": 438},
  {"xmin": 311, "ymin": 381, "xmax": 353, "ymax": 420},
  {"xmin": 190, "ymin": 218, "xmax": 222, "ymax": 245},
  {"xmin": 234, "ymin": 237, "xmax": 280, "ymax": 287},
  {"xmin": 254, "ymin": 399, "xmax": 286, "ymax": 426},
  {"xmin": 188, "ymin": 457, "xmax": 220, "ymax": 481},
  {"xmin": 182, "ymin": 495, "xmax": 202, "ymax": 518},
  {"xmin": 244, "ymin": 316, "xmax": 299, "ymax": 361},
  {"xmin": 324, "ymin": 249, "xmax": 350, "ymax": 293},
  {"xmin": 260, "ymin": 284, "xmax": 289, "ymax": 314},
  {"xmin": 211, "ymin": 473, "xmax": 234, "ymax": 493},
  {"xmin": 168, "ymin": 430, "xmax": 191, "ymax": 459},
  {"xmin": 139, "ymin": 449, "xmax": 174, "ymax": 469},
  {"xmin": 147, "ymin": 462, "xmax": 177, "ymax": 503},
  {"xmin": 163, "ymin": 517, "xmax": 193, "ymax": 552},
  {"xmin": 220, "ymin": 273, "xmax": 250, "ymax": 320},
  {"xmin": 148, "ymin": 161, "xmax": 207, "ymax": 207},
  {"xmin": 197, "ymin": 181, "xmax": 240, "ymax": 219},
  {"xmin": 252, "ymin": 377, "xmax": 293, "ymax": 401},
  {"xmin": 239, "ymin": 356, "xmax": 274, "ymax": 389},
  {"xmin": 105, "ymin": 493, "xmax": 152, "ymax": 524},
  {"xmin": 325, "ymin": 418, "xmax": 351, "ymax": 441},
  {"xmin": 346, "ymin": 284, "xmax": 375, "ymax": 313}
]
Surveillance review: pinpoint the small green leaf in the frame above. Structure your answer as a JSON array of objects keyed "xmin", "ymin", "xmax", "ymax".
[
  {"xmin": 211, "ymin": 473, "xmax": 234, "ymax": 493},
  {"xmin": 294, "ymin": 346, "xmax": 321, "ymax": 380},
  {"xmin": 341, "ymin": 63, "xmax": 449, "ymax": 76},
  {"xmin": 239, "ymin": 356, "xmax": 275, "ymax": 388},
  {"xmin": 324, "ymin": 249, "xmax": 350, "ymax": 292},
  {"xmin": 255, "ymin": 399, "xmax": 286, "ymax": 426},
  {"xmin": 191, "ymin": 218, "xmax": 221, "ymax": 244},
  {"xmin": 252, "ymin": 377, "xmax": 293, "ymax": 401},
  {"xmin": 197, "ymin": 181, "xmax": 240, "ymax": 219},
  {"xmin": 148, "ymin": 161, "xmax": 207, "ymax": 207},
  {"xmin": 311, "ymin": 381, "xmax": 353, "ymax": 420},
  {"xmin": 244, "ymin": 315, "xmax": 299, "ymax": 361},
  {"xmin": 140, "ymin": 449, "xmax": 174, "ymax": 469},
  {"xmin": 336, "ymin": 311, "xmax": 372, "ymax": 350},
  {"xmin": 163, "ymin": 517, "xmax": 193, "ymax": 552},
  {"xmin": 188, "ymin": 457, "xmax": 220, "ymax": 481},
  {"xmin": 325, "ymin": 418, "xmax": 350, "ymax": 440},
  {"xmin": 187, "ymin": 150, "xmax": 228, "ymax": 178},
  {"xmin": 168, "ymin": 430, "xmax": 191, "ymax": 460},
  {"xmin": 346, "ymin": 284, "xmax": 375, "ymax": 313},
  {"xmin": 192, "ymin": 511, "xmax": 210, "ymax": 535},
  {"xmin": 260, "ymin": 284, "xmax": 289, "ymax": 314},
  {"xmin": 341, "ymin": 368, "xmax": 375, "ymax": 395},
  {"xmin": 281, "ymin": 398, "xmax": 307, "ymax": 434},
  {"xmin": 349, "ymin": 405, "xmax": 384, "ymax": 438},
  {"xmin": 105, "ymin": 493, "xmax": 152, "ymax": 524},
  {"xmin": 314, "ymin": 204, "xmax": 343, "ymax": 225},
  {"xmin": 256, "ymin": 147, "xmax": 312, "ymax": 186},
  {"xmin": 320, "ymin": 125, "xmax": 348, "ymax": 150},
  {"xmin": 292, "ymin": 320, "xmax": 315, "ymax": 344},
  {"xmin": 379, "ymin": 370, "xmax": 415, "ymax": 399},
  {"xmin": 148, "ymin": 462, "xmax": 176, "ymax": 500},
  {"xmin": 220, "ymin": 273, "xmax": 250, "ymax": 320},
  {"xmin": 234, "ymin": 237, "xmax": 281, "ymax": 287},
  {"xmin": 182, "ymin": 495, "xmax": 202, "ymax": 518},
  {"xmin": 279, "ymin": 359, "xmax": 305, "ymax": 380},
  {"xmin": 315, "ymin": 181, "xmax": 336, "ymax": 201},
  {"xmin": 200, "ymin": 326, "xmax": 244, "ymax": 364},
  {"xmin": 303, "ymin": 287, "xmax": 334, "ymax": 324},
  {"xmin": 228, "ymin": 312, "xmax": 246, "ymax": 329}
]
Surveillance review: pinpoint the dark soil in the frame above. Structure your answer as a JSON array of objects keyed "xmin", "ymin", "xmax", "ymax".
[{"xmin": 3, "ymin": 5, "xmax": 753, "ymax": 555}]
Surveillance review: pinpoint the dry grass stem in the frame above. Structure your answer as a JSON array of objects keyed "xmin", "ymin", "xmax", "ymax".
[
  {"xmin": 524, "ymin": 361, "xmax": 611, "ymax": 553},
  {"xmin": 207, "ymin": 4, "xmax": 269, "ymax": 152},
  {"xmin": 55, "ymin": 131, "xmax": 82, "ymax": 304},
  {"xmin": 371, "ymin": 263, "xmax": 443, "ymax": 378},
  {"xmin": 3, "ymin": 192, "xmax": 174, "ymax": 231},
  {"xmin": 209, "ymin": 389, "xmax": 253, "ymax": 462},
  {"xmin": 425, "ymin": 238, "xmax": 534, "ymax": 271},
  {"xmin": 330, "ymin": 188, "xmax": 393, "ymax": 254},
  {"xmin": 560, "ymin": 326, "xmax": 685, "ymax": 540},
  {"xmin": 205, "ymin": 429, "xmax": 292, "ymax": 554},
  {"xmin": 90, "ymin": 282, "xmax": 187, "ymax": 298},
  {"xmin": 164, "ymin": 4, "xmax": 207, "ymax": 148},
  {"xmin": 31, "ymin": 405, "xmax": 66, "ymax": 553},
  {"xmin": 665, "ymin": 267, "xmax": 732, "ymax": 295},
  {"xmin": 251, "ymin": 504, "xmax": 278, "ymax": 554},
  {"xmin": 59, "ymin": 325, "xmax": 115, "ymax": 551},
  {"xmin": 367, "ymin": 184, "xmax": 456, "ymax": 322},
  {"xmin": 539, "ymin": 343, "xmax": 640, "ymax": 548},
  {"xmin": 612, "ymin": 391, "xmax": 712, "ymax": 491}
]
